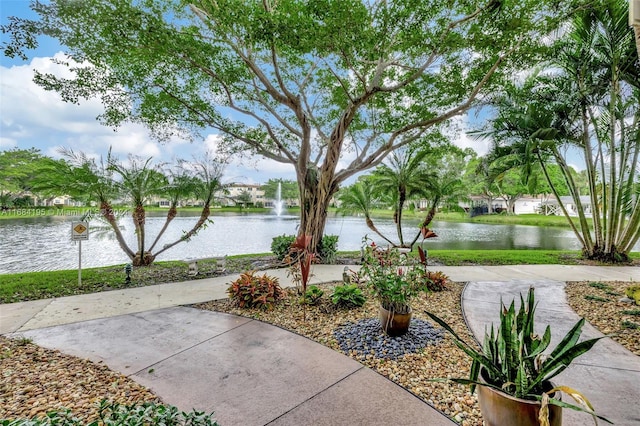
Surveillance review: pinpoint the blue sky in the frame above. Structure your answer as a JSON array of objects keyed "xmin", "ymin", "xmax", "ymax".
[{"xmin": 1, "ymin": 0, "xmax": 489, "ymax": 185}]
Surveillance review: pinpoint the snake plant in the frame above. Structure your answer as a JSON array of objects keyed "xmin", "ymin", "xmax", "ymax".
[{"xmin": 426, "ymin": 287, "xmax": 611, "ymax": 424}]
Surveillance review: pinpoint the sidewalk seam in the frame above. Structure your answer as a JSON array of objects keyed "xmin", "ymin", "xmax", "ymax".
[
  {"xmin": 262, "ymin": 366, "xmax": 365, "ymax": 425},
  {"xmin": 128, "ymin": 318, "xmax": 255, "ymax": 377}
]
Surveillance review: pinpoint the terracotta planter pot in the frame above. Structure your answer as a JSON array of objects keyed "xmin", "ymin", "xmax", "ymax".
[
  {"xmin": 477, "ymin": 373, "xmax": 562, "ymax": 426},
  {"xmin": 378, "ymin": 305, "xmax": 412, "ymax": 336}
]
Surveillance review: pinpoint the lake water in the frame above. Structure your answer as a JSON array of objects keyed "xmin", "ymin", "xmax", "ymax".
[{"xmin": 0, "ymin": 211, "xmax": 622, "ymax": 274}]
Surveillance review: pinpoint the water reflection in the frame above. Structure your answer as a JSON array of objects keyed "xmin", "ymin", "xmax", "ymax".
[{"xmin": 0, "ymin": 212, "xmax": 632, "ymax": 273}]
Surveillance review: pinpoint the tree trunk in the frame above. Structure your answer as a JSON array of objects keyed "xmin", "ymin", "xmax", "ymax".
[
  {"xmin": 154, "ymin": 204, "xmax": 212, "ymax": 258},
  {"xmin": 148, "ymin": 204, "xmax": 177, "ymax": 252},
  {"xmin": 132, "ymin": 204, "xmax": 147, "ymax": 266},
  {"xmin": 634, "ymin": 25, "xmax": 640, "ymax": 71},
  {"xmin": 298, "ymin": 165, "xmax": 338, "ymax": 254},
  {"xmin": 100, "ymin": 201, "xmax": 135, "ymax": 260}
]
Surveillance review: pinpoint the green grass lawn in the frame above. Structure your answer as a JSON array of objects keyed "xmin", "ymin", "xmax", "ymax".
[{"xmin": 2, "ymin": 250, "xmax": 638, "ymax": 304}]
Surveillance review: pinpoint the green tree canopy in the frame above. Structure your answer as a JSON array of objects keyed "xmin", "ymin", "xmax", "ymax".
[
  {"xmin": 261, "ymin": 178, "xmax": 299, "ymax": 202},
  {"xmin": 0, "ymin": 148, "xmax": 50, "ymax": 207}
]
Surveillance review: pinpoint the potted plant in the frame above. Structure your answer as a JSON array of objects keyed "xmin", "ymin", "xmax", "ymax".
[
  {"xmin": 426, "ymin": 287, "xmax": 611, "ymax": 426},
  {"xmin": 360, "ymin": 238, "xmax": 430, "ymax": 336}
]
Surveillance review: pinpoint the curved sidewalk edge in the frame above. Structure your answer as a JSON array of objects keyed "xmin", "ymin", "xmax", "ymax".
[
  {"xmin": 2, "ymin": 264, "xmax": 639, "ymax": 334},
  {"xmin": 11, "ymin": 306, "xmax": 455, "ymax": 426},
  {"xmin": 461, "ymin": 279, "xmax": 640, "ymax": 426}
]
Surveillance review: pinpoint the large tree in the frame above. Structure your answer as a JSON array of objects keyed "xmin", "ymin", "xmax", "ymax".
[{"xmin": 2, "ymin": 0, "xmax": 575, "ymax": 252}]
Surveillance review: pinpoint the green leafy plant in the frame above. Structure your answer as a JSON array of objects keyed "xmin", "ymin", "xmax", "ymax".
[
  {"xmin": 331, "ymin": 284, "xmax": 366, "ymax": 309},
  {"xmin": 426, "ymin": 287, "xmax": 610, "ymax": 424},
  {"xmin": 13, "ymin": 336, "xmax": 33, "ymax": 346},
  {"xmin": 621, "ymin": 309, "xmax": 640, "ymax": 316},
  {"xmin": 304, "ymin": 285, "xmax": 324, "ymax": 305},
  {"xmin": 625, "ymin": 285, "xmax": 640, "ymax": 305},
  {"xmin": 273, "ymin": 234, "xmax": 339, "ymax": 264},
  {"xmin": 360, "ymin": 237, "xmax": 429, "ymax": 314},
  {"xmin": 271, "ymin": 234, "xmax": 296, "ymax": 260},
  {"xmin": 317, "ymin": 235, "xmax": 339, "ymax": 264},
  {"xmin": 0, "ymin": 401, "xmax": 218, "ymax": 425},
  {"xmin": 621, "ymin": 320, "xmax": 639, "ymax": 330},
  {"xmin": 227, "ymin": 271, "xmax": 284, "ymax": 310}
]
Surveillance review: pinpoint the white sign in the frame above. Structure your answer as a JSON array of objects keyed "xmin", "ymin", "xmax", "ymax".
[{"xmin": 71, "ymin": 221, "xmax": 89, "ymax": 240}]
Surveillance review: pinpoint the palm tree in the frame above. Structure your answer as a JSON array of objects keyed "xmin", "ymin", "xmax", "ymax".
[
  {"xmin": 108, "ymin": 155, "xmax": 166, "ymax": 265},
  {"xmin": 34, "ymin": 149, "xmax": 227, "ymax": 266},
  {"xmin": 32, "ymin": 148, "xmax": 135, "ymax": 259},
  {"xmin": 479, "ymin": 0, "xmax": 640, "ymax": 261},
  {"xmin": 150, "ymin": 154, "xmax": 226, "ymax": 258},
  {"xmin": 337, "ymin": 178, "xmax": 395, "ymax": 246},
  {"xmin": 147, "ymin": 165, "xmax": 201, "ymax": 253},
  {"xmin": 369, "ymin": 147, "xmax": 433, "ymax": 246},
  {"xmin": 410, "ymin": 174, "xmax": 466, "ymax": 247}
]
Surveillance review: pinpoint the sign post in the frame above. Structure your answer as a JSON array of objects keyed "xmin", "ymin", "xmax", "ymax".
[{"xmin": 71, "ymin": 221, "xmax": 89, "ymax": 286}]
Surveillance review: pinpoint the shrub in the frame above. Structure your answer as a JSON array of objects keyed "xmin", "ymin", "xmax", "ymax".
[
  {"xmin": 625, "ymin": 285, "xmax": 640, "ymax": 305},
  {"xmin": 227, "ymin": 271, "xmax": 284, "ymax": 310},
  {"xmin": 331, "ymin": 284, "xmax": 366, "ymax": 308},
  {"xmin": 317, "ymin": 235, "xmax": 339, "ymax": 264},
  {"xmin": 0, "ymin": 401, "xmax": 218, "ymax": 425},
  {"xmin": 272, "ymin": 234, "xmax": 339, "ymax": 263},
  {"xmin": 425, "ymin": 271, "xmax": 449, "ymax": 291},
  {"xmin": 271, "ymin": 235, "xmax": 296, "ymax": 261},
  {"xmin": 304, "ymin": 285, "xmax": 324, "ymax": 305}
]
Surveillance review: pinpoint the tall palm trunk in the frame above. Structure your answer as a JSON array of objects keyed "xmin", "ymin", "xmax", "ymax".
[
  {"xmin": 100, "ymin": 201, "xmax": 135, "ymax": 260},
  {"xmin": 154, "ymin": 204, "xmax": 212, "ymax": 256},
  {"xmin": 396, "ymin": 186, "xmax": 406, "ymax": 245},
  {"xmin": 148, "ymin": 203, "xmax": 177, "ymax": 252},
  {"xmin": 132, "ymin": 203, "xmax": 148, "ymax": 266},
  {"xmin": 366, "ymin": 216, "xmax": 396, "ymax": 246}
]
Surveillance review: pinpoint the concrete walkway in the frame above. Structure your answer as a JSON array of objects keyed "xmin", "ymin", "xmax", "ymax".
[{"xmin": 2, "ymin": 264, "xmax": 639, "ymax": 425}]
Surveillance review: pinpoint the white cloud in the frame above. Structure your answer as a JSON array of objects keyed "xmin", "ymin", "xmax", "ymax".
[
  {"xmin": 0, "ymin": 53, "xmax": 172, "ymax": 162},
  {"xmin": 445, "ymin": 114, "xmax": 490, "ymax": 156},
  {"xmin": 0, "ymin": 137, "xmax": 17, "ymax": 149}
]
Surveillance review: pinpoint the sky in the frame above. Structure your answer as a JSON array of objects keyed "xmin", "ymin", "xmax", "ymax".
[{"xmin": 0, "ymin": 0, "xmax": 489, "ymax": 186}]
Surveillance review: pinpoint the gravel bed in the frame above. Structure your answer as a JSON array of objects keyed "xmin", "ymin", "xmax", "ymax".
[
  {"xmin": 197, "ymin": 281, "xmax": 483, "ymax": 425},
  {"xmin": 0, "ymin": 336, "xmax": 159, "ymax": 421},
  {"xmin": 334, "ymin": 318, "xmax": 443, "ymax": 360},
  {"xmin": 565, "ymin": 280, "xmax": 640, "ymax": 356}
]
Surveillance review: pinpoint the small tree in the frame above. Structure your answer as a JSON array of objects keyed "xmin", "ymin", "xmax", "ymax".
[
  {"xmin": 0, "ymin": 148, "xmax": 51, "ymax": 208},
  {"xmin": 34, "ymin": 149, "xmax": 226, "ymax": 266}
]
